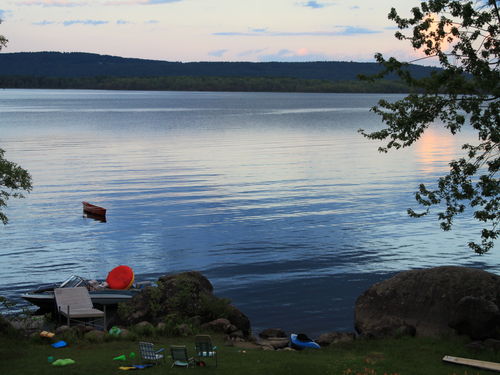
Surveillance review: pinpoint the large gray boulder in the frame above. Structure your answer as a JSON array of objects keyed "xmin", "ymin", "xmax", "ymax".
[
  {"xmin": 355, "ymin": 266, "xmax": 500, "ymax": 340},
  {"xmin": 316, "ymin": 332, "xmax": 355, "ymax": 347}
]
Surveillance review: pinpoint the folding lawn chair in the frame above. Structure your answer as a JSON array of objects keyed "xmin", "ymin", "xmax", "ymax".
[
  {"xmin": 54, "ymin": 287, "xmax": 106, "ymax": 330},
  {"xmin": 194, "ymin": 335, "xmax": 218, "ymax": 367},
  {"xmin": 138, "ymin": 341, "xmax": 165, "ymax": 365},
  {"xmin": 170, "ymin": 345, "xmax": 195, "ymax": 368}
]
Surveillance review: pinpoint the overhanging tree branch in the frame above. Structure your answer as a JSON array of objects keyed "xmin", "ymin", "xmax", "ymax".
[
  {"xmin": 0, "ymin": 20, "xmax": 33, "ymax": 224},
  {"xmin": 360, "ymin": 0, "xmax": 499, "ymax": 254}
]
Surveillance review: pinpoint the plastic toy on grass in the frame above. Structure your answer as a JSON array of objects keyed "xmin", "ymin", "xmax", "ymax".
[
  {"xmin": 118, "ymin": 364, "xmax": 154, "ymax": 371},
  {"xmin": 113, "ymin": 354, "xmax": 127, "ymax": 361},
  {"xmin": 109, "ymin": 326, "xmax": 122, "ymax": 336},
  {"xmin": 40, "ymin": 331, "xmax": 55, "ymax": 338},
  {"xmin": 133, "ymin": 364, "xmax": 153, "ymax": 369},
  {"xmin": 290, "ymin": 333, "xmax": 320, "ymax": 350},
  {"xmin": 51, "ymin": 340, "xmax": 67, "ymax": 348},
  {"xmin": 52, "ymin": 358, "xmax": 75, "ymax": 366}
]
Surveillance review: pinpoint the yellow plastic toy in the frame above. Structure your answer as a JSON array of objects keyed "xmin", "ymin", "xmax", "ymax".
[{"xmin": 40, "ymin": 331, "xmax": 55, "ymax": 338}]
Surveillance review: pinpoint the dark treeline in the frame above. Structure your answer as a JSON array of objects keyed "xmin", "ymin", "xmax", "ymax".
[
  {"xmin": 0, "ymin": 75, "xmax": 411, "ymax": 93},
  {"xmin": 0, "ymin": 52, "xmax": 438, "ymax": 81}
]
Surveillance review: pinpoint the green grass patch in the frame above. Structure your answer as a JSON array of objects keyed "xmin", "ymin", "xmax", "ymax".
[{"xmin": 0, "ymin": 333, "xmax": 498, "ymax": 375}]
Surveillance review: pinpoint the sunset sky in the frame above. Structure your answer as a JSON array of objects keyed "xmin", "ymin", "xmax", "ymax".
[{"xmin": 1, "ymin": 0, "xmax": 429, "ymax": 63}]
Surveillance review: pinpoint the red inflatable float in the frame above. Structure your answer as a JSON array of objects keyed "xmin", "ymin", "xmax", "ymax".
[{"xmin": 106, "ymin": 265, "xmax": 134, "ymax": 290}]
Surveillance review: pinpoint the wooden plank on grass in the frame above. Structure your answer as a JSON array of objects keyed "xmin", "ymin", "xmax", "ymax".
[{"xmin": 443, "ymin": 355, "xmax": 500, "ymax": 372}]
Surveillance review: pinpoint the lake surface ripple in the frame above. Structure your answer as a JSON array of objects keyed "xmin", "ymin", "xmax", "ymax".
[{"xmin": 0, "ymin": 90, "xmax": 497, "ymax": 335}]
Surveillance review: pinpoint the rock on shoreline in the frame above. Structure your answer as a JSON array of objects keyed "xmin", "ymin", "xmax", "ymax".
[
  {"xmin": 114, "ymin": 270, "xmax": 251, "ymax": 338},
  {"xmin": 355, "ymin": 266, "xmax": 500, "ymax": 340},
  {"xmin": 4, "ymin": 266, "xmax": 500, "ymax": 346}
]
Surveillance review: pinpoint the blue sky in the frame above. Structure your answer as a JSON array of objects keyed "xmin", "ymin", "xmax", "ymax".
[{"xmin": 0, "ymin": 0, "xmax": 428, "ymax": 63}]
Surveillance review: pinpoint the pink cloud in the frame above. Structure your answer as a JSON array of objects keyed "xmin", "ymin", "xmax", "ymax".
[{"xmin": 296, "ymin": 48, "xmax": 309, "ymax": 56}]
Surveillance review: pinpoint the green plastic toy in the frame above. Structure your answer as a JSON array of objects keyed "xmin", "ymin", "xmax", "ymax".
[
  {"xmin": 113, "ymin": 354, "xmax": 127, "ymax": 361},
  {"xmin": 109, "ymin": 326, "xmax": 122, "ymax": 336},
  {"xmin": 52, "ymin": 358, "xmax": 75, "ymax": 366}
]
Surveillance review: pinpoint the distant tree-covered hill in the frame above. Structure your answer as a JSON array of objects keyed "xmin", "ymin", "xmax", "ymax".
[
  {"xmin": 0, "ymin": 75, "xmax": 412, "ymax": 93},
  {"xmin": 0, "ymin": 51, "xmax": 436, "ymax": 81}
]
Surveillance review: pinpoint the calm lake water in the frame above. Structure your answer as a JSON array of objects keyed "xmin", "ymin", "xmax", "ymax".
[{"xmin": 0, "ymin": 89, "xmax": 497, "ymax": 336}]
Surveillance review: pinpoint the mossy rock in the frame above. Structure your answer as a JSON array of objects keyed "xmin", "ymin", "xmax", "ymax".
[
  {"xmin": 85, "ymin": 330, "xmax": 106, "ymax": 343},
  {"xmin": 115, "ymin": 271, "xmax": 251, "ymax": 337},
  {"xmin": 59, "ymin": 327, "xmax": 82, "ymax": 343},
  {"xmin": 55, "ymin": 325, "xmax": 71, "ymax": 335},
  {"xmin": 173, "ymin": 323, "xmax": 194, "ymax": 337},
  {"xmin": 133, "ymin": 321, "xmax": 155, "ymax": 336},
  {"xmin": 119, "ymin": 328, "xmax": 136, "ymax": 341}
]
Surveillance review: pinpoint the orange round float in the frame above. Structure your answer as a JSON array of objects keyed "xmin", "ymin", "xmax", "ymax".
[{"xmin": 106, "ymin": 265, "xmax": 134, "ymax": 290}]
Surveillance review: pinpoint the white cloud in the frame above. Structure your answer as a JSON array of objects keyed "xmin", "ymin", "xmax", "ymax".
[
  {"xmin": 208, "ymin": 49, "xmax": 228, "ymax": 57},
  {"xmin": 214, "ymin": 26, "xmax": 381, "ymax": 37},
  {"xmin": 299, "ymin": 1, "xmax": 333, "ymax": 9},
  {"xmin": 307, "ymin": 1, "xmax": 324, "ymax": 8},
  {"xmin": 33, "ymin": 20, "xmax": 56, "ymax": 25},
  {"xmin": 103, "ymin": 0, "xmax": 181, "ymax": 5},
  {"xmin": 258, "ymin": 48, "xmax": 333, "ymax": 62},
  {"xmin": 17, "ymin": 0, "xmax": 87, "ymax": 7},
  {"xmin": 237, "ymin": 48, "xmax": 268, "ymax": 57},
  {"xmin": 63, "ymin": 19, "xmax": 108, "ymax": 26},
  {"xmin": 250, "ymin": 28, "xmax": 268, "ymax": 33}
]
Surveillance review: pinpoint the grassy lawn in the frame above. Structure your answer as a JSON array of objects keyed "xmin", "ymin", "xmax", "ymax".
[{"xmin": 1, "ymin": 332, "xmax": 500, "ymax": 375}]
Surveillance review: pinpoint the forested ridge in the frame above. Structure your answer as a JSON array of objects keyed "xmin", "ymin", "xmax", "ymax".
[
  {"xmin": 0, "ymin": 51, "xmax": 438, "ymax": 92},
  {"xmin": 0, "ymin": 75, "xmax": 411, "ymax": 93}
]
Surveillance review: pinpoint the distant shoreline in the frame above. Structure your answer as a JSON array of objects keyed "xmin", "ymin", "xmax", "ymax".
[{"xmin": 0, "ymin": 75, "xmax": 411, "ymax": 94}]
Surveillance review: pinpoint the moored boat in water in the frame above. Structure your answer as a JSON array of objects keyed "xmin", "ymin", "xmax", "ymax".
[
  {"xmin": 82, "ymin": 201, "xmax": 106, "ymax": 217},
  {"xmin": 21, "ymin": 275, "xmax": 151, "ymax": 312}
]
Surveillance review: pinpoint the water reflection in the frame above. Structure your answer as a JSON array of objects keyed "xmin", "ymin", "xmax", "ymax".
[
  {"xmin": 415, "ymin": 127, "xmax": 459, "ymax": 173},
  {"xmin": 83, "ymin": 212, "xmax": 107, "ymax": 223}
]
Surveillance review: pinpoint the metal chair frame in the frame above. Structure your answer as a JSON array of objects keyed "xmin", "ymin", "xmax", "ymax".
[
  {"xmin": 170, "ymin": 345, "xmax": 195, "ymax": 368},
  {"xmin": 139, "ymin": 341, "xmax": 165, "ymax": 365},
  {"xmin": 54, "ymin": 287, "xmax": 106, "ymax": 330},
  {"xmin": 195, "ymin": 335, "xmax": 218, "ymax": 367}
]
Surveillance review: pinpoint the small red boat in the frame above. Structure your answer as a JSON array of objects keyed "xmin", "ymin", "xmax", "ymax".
[{"xmin": 82, "ymin": 201, "xmax": 106, "ymax": 216}]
